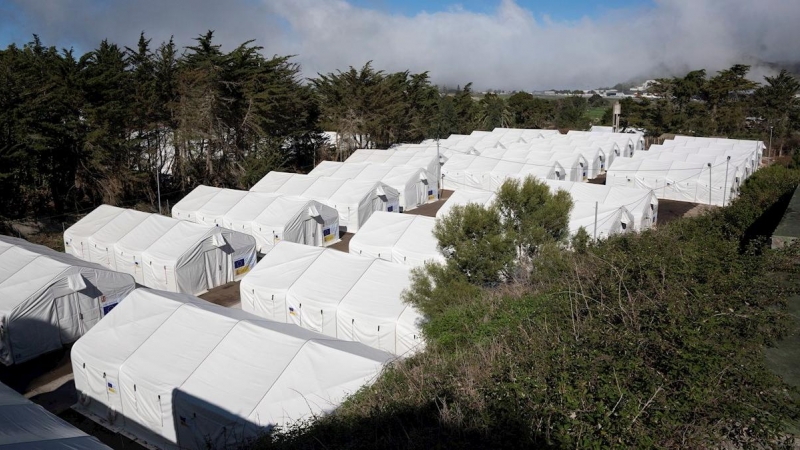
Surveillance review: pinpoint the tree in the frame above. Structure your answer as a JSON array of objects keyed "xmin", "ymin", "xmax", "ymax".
[
  {"xmin": 476, "ymin": 93, "xmax": 512, "ymax": 130},
  {"xmin": 433, "ymin": 203, "xmax": 515, "ymax": 285},
  {"xmin": 754, "ymin": 70, "xmax": 800, "ymax": 156},
  {"xmin": 555, "ymin": 95, "xmax": 588, "ymax": 129},
  {"xmin": 494, "ymin": 176, "xmax": 572, "ymax": 262},
  {"xmin": 588, "ymin": 93, "xmax": 606, "ymax": 108}
]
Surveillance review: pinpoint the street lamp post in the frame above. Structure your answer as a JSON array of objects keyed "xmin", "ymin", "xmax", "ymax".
[
  {"xmin": 722, "ymin": 156, "xmax": 730, "ymax": 207},
  {"xmin": 769, "ymin": 126, "xmax": 774, "ymax": 158},
  {"xmin": 156, "ymin": 145, "xmax": 162, "ymax": 215},
  {"xmin": 436, "ymin": 138, "xmax": 441, "ymax": 199}
]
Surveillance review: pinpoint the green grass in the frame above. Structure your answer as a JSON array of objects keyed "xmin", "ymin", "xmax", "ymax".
[{"xmin": 585, "ymin": 106, "xmax": 607, "ymax": 122}]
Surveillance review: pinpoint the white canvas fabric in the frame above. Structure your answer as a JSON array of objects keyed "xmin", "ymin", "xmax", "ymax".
[
  {"xmin": 250, "ymin": 173, "xmax": 400, "ymax": 232},
  {"xmin": 568, "ymin": 201, "xmax": 636, "ymax": 239},
  {"xmin": 607, "ymin": 136, "xmax": 762, "ymax": 206},
  {"xmin": 606, "ymin": 158, "xmax": 741, "ymax": 206},
  {"xmin": 435, "ymin": 190, "xmax": 497, "ymax": 219},
  {"xmin": 67, "ymin": 206, "xmax": 257, "ymax": 295},
  {"xmin": 543, "ymin": 180, "xmax": 659, "ymax": 230},
  {"xmin": 344, "ymin": 149, "xmax": 440, "ymax": 177},
  {"xmin": 64, "ymin": 205, "xmax": 126, "ymax": 260},
  {"xmin": 309, "ymin": 162, "xmax": 435, "ymax": 211},
  {"xmin": 0, "ymin": 235, "xmax": 135, "ymax": 365},
  {"xmin": 222, "ymin": 192, "xmax": 340, "ymax": 253},
  {"xmin": 240, "ymin": 241, "xmax": 424, "ymax": 356},
  {"xmin": 0, "ymin": 381, "xmax": 110, "ymax": 448},
  {"xmin": 349, "ymin": 212, "xmax": 444, "ymax": 267},
  {"xmin": 71, "ymin": 288, "xmax": 392, "ymax": 450},
  {"xmin": 170, "ymin": 185, "xmax": 222, "ymax": 222},
  {"xmin": 175, "ymin": 187, "xmax": 340, "ymax": 253}
]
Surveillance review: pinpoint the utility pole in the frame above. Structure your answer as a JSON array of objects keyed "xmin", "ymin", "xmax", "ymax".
[
  {"xmin": 156, "ymin": 145, "xmax": 162, "ymax": 215},
  {"xmin": 723, "ymin": 156, "xmax": 730, "ymax": 207},
  {"xmin": 593, "ymin": 201, "xmax": 598, "ymax": 241},
  {"xmin": 769, "ymin": 126, "xmax": 774, "ymax": 158},
  {"xmin": 707, "ymin": 163, "xmax": 712, "ymax": 206}
]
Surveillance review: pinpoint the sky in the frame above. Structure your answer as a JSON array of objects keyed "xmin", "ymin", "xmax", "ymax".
[{"xmin": 1, "ymin": 0, "xmax": 798, "ymax": 90}]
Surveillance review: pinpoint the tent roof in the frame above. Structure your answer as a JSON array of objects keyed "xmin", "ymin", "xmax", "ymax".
[
  {"xmin": 0, "ymin": 382, "xmax": 110, "ymax": 448},
  {"xmin": 350, "ymin": 212, "xmax": 441, "ymax": 266},
  {"xmin": 242, "ymin": 241, "xmax": 416, "ymax": 328},
  {"xmin": 72, "ymin": 288, "xmax": 392, "ymax": 428},
  {"xmin": 171, "ymin": 185, "xmax": 222, "ymax": 220},
  {"xmin": 0, "ymin": 235, "xmax": 130, "ymax": 314}
]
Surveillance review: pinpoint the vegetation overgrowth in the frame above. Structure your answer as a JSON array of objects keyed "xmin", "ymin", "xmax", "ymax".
[{"xmin": 260, "ymin": 163, "xmax": 800, "ymax": 449}]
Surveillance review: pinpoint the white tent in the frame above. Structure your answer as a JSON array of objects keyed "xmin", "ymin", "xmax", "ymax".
[
  {"xmin": 250, "ymin": 173, "xmax": 400, "ymax": 232},
  {"xmin": 542, "ymin": 180, "xmax": 658, "ymax": 230},
  {"xmin": 173, "ymin": 187, "xmax": 340, "ymax": 253},
  {"xmin": 71, "ymin": 288, "xmax": 392, "ymax": 450},
  {"xmin": 606, "ymin": 159, "xmax": 741, "ymax": 206},
  {"xmin": 435, "ymin": 190, "xmax": 497, "ymax": 219},
  {"xmin": 344, "ymin": 149, "xmax": 440, "ymax": 178},
  {"xmin": 308, "ymin": 162, "xmax": 436, "ymax": 211},
  {"xmin": 569, "ymin": 201, "xmax": 636, "ymax": 239},
  {"xmin": 0, "ymin": 381, "xmax": 110, "ymax": 448},
  {"xmin": 240, "ymin": 241, "xmax": 424, "ymax": 356},
  {"xmin": 170, "ymin": 185, "xmax": 223, "ymax": 223},
  {"xmin": 0, "ymin": 235, "xmax": 135, "ymax": 365},
  {"xmin": 222, "ymin": 192, "xmax": 339, "ymax": 253},
  {"xmin": 434, "ymin": 188, "xmax": 636, "ymax": 239},
  {"xmin": 349, "ymin": 212, "xmax": 444, "ymax": 267},
  {"xmin": 65, "ymin": 206, "xmax": 257, "ymax": 295}
]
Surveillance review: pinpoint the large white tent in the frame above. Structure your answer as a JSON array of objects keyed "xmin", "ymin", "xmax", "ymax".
[
  {"xmin": 240, "ymin": 241, "xmax": 424, "ymax": 356},
  {"xmin": 344, "ymin": 149, "xmax": 440, "ymax": 178},
  {"xmin": 173, "ymin": 187, "xmax": 340, "ymax": 253},
  {"xmin": 434, "ymin": 189, "xmax": 636, "ymax": 239},
  {"xmin": 250, "ymin": 173, "xmax": 400, "ymax": 232},
  {"xmin": 606, "ymin": 136, "xmax": 763, "ymax": 206},
  {"xmin": 0, "ymin": 235, "xmax": 135, "ymax": 365},
  {"xmin": 65, "ymin": 206, "xmax": 257, "ymax": 295},
  {"xmin": 71, "ymin": 288, "xmax": 392, "ymax": 450},
  {"xmin": 441, "ymin": 153, "xmax": 569, "ymax": 191},
  {"xmin": 435, "ymin": 190, "xmax": 497, "ymax": 220},
  {"xmin": 606, "ymin": 158, "xmax": 741, "ymax": 206},
  {"xmin": 308, "ymin": 161, "xmax": 436, "ymax": 211},
  {"xmin": 0, "ymin": 381, "xmax": 110, "ymax": 448},
  {"xmin": 542, "ymin": 180, "xmax": 659, "ymax": 231},
  {"xmin": 349, "ymin": 212, "xmax": 444, "ymax": 267}
]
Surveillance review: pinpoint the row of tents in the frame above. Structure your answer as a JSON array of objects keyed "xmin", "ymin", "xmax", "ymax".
[
  {"xmin": 64, "ymin": 205, "xmax": 258, "ymax": 295},
  {"xmin": 342, "ymin": 179, "xmax": 659, "ymax": 269},
  {"xmin": 606, "ymin": 136, "xmax": 765, "ymax": 205},
  {"xmin": 71, "ymin": 287, "xmax": 393, "ymax": 450}
]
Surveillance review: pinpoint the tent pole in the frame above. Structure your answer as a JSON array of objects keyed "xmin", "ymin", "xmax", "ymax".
[
  {"xmin": 723, "ymin": 156, "xmax": 730, "ymax": 207},
  {"xmin": 156, "ymin": 144, "xmax": 162, "ymax": 215},
  {"xmin": 708, "ymin": 163, "xmax": 712, "ymax": 206},
  {"xmin": 593, "ymin": 201, "xmax": 598, "ymax": 241}
]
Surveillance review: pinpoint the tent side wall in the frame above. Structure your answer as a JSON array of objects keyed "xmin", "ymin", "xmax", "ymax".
[{"xmin": 3, "ymin": 266, "xmax": 135, "ymax": 365}]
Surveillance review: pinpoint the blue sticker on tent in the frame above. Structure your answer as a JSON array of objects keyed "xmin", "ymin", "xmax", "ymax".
[
  {"xmin": 323, "ymin": 228, "xmax": 331, "ymax": 236},
  {"xmin": 102, "ymin": 302, "xmax": 119, "ymax": 316},
  {"xmin": 388, "ymin": 206, "xmax": 394, "ymax": 212},
  {"xmin": 234, "ymin": 258, "xmax": 245, "ymax": 269}
]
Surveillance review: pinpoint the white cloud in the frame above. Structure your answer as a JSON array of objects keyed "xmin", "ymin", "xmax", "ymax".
[{"xmin": 7, "ymin": 0, "xmax": 800, "ymax": 89}]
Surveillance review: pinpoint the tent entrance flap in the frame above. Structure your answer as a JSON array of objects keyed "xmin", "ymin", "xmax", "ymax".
[
  {"xmin": 204, "ymin": 250, "xmax": 224, "ymax": 288},
  {"xmin": 55, "ymin": 292, "xmax": 101, "ymax": 344}
]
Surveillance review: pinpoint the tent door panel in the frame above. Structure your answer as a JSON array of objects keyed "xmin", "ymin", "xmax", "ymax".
[
  {"xmin": 77, "ymin": 294, "xmax": 101, "ymax": 334},
  {"xmin": 204, "ymin": 250, "xmax": 224, "ymax": 289},
  {"xmin": 55, "ymin": 294, "xmax": 82, "ymax": 343},
  {"xmin": 302, "ymin": 218, "xmax": 319, "ymax": 246}
]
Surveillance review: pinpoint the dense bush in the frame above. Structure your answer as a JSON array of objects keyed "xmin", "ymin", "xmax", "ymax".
[{"xmin": 259, "ymin": 163, "xmax": 800, "ymax": 449}]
